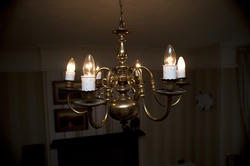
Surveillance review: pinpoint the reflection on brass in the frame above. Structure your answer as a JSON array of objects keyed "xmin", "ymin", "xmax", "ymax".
[{"xmin": 110, "ymin": 94, "xmax": 138, "ymax": 121}]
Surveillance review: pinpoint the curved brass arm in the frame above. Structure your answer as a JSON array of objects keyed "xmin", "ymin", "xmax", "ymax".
[
  {"xmin": 137, "ymin": 66, "xmax": 182, "ymax": 109},
  {"xmin": 96, "ymin": 67, "xmax": 112, "ymax": 89},
  {"xmin": 127, "ymin": 79, "xmax": 136, "ymax": 94},
  {"xmin": 88, "ymin": 104, "xmax": 109, "ymax": 129},
  {"xmin": 96, "ymin": 67, "xmax": 111, "ymax": 76},
  {"xmin": 142, "ymin": 94, "xmax": 183, "ymax": 121},
  {"xmin": 142, "ymin": 96, "xmax": 172, "ymax": 121},
  {"xmin": 152, "ymin": 93, "xmax": 166, "ymax": 107},
  {"xmin": 130, "ymin": 66, "xmax": 154, "ymax": 88},
  {"xmin": 153, "ymin": 94, "xmax": 183, "ymax": 108},
  {"xmin": 171, "ymin": 95, "xmax": 182, "ymax": 107},
  {"xmin": 136, "ymin": 66, "xmax": 166, "ymax": 107},
  {"xmin": 67, "ymin": 95, "xmax": 88, "ymax": 114},
  {"xmin": 140, "ymin": 66, "xmax": 156, "ymax": 91}
]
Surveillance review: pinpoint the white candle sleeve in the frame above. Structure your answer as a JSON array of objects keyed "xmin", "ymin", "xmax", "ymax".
[
  {"xmin": 177, "ymin": 69, "xmax": 186, "ymax": 78},
  {"xmin": 163, "ymin": 65, "xmax": 177, "ymax": 80},
  {"xmin": 81, "ymin": 76, "xmax": 96, "ymax": 91},
  {"xmin": 65, "ymin": 71, "xmax": 75, "ymax": 81}
]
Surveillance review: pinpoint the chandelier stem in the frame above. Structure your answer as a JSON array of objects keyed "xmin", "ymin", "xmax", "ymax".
[
  {"xmin": 113, "ymin": 0, "xmax": 129, "ymax": 65},
  {"xmin": 119, "ymin": 0, "xmax": 126, "ymax": 30}
]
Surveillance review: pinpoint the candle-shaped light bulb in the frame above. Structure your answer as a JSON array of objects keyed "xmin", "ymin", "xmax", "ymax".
[
  {"xmin": 83, "ymin": 54, "xmax": 95, "ymax": 76},
  {"xmin": 163, "ymin": 44, "xmax": 177, "ymax": 80},
  {"xmin": 177, "ymin": 56, "xmax": 185, "ymax": 70},
  {"xmin": 135, "ymin": 59, "xmax": 142, "ymax": 77},
  {"xmin": 164, "ymin": 44, "xmax": 176, "ymax": 65},
  {"xmin": 65, "ymin": 58, "xmax": 75, "ymax": 81},
  {"xmin": 96, "ymin": 65, "xmax": 102, "ymax": 79},
  {"xmin": 177, "ymin": 56, "xmax": 186, "ymax": 78},
  {"xmin": 67, "ymin": 58, "xmax": 75, "ymax": 72},
  {"xmin": 81, "ymin": 54, "xmax": 96, "ymax": 91}
]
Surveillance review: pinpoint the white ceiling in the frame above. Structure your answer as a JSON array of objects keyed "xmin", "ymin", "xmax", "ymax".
[{"xmin": 0, "ymin": 0, "xmax": 249, "ymax": 48}]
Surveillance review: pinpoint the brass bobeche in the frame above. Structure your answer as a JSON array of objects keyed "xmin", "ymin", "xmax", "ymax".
[{"xmin": 65, "ymin": 0, "xmax": 189, "ymax": 130}]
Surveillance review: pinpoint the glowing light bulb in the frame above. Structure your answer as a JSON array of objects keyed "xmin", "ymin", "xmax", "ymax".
[
  {"xmin": 81, "ymin": 54, "xmax": 96, "ymax": 91},
  {"xmin": 177, "ymin": 57, "xmax": 185, "ymax": 70},
  {"xmin": 65, "ymin": 58, "xmax": 75, "ymax": 81},
  {"xmin": 163, "ymin": 44, "xmax": 177, "ymax": 80},
  {"xmin": 177, "ymin": 56, "xmax": 186, "ymax": 78},
  {"xmin": 83, "ymin": 54, "xmax": 95, "ymax": 76},
  {"xmin": 164, "ymin": 44, "xmax": 176, "ymax": 65},
  {"xmin": 66, "ymin": 58, "xmax": 75, "ymax": 72}
]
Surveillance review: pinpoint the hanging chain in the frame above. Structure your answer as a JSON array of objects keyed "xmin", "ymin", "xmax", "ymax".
[{"xmin": 119, "ymin": 0, "xmax": 126, "ymax": 29}]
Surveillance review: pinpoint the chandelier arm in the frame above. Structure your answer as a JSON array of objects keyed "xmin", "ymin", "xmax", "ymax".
[
  {"xmin": 138, "ymin": 66, "xmax": 176, "ymax": 108},
  {"xmin": 129, "ymin": 68, "xmax": 143, "ymax": 99},
  {"xmin": 131, "ymin": 67, "xmax": 156, "ymax": 101},
  {"xmin": 67, "ymin": 95, "xmax": 87, "ymax": 114},
  {"xmin": 150, "ymin": 91, "xmax": 183, "ymax": 110},
  {"xmin": 141, "ymin": 96, "xmax": 172, "ymax": 121},
  {"xmin": 127, "ymin": 78, "xmax": 137, "ymax": 94},
  {"xmin": 96, "ymin": 67, "xmax": 111, "ymax": 76},
  {"xmin": 140, "ymin": 66, "xmax": 156, "ymax": 91},
  {"xmin": 88, "ymin": 104, "xmax": 109, "ymax": 129},
  {"xmin": 130, "ymin": 67, "xmax": 139, "ymax": 79},
  {"xmin": 107, "ymin": 72, "xmax": 117, "ymax": 99},
  {"xmin": 131, "ymin": 67, "xmax": 143, "ymax": 78},
  {"xmin": 96, "ymin": 67, "xmax": 112, "ymax": 88},
  {"xmin": 97, "ymin": 86, "xmax": 107, "ymax": 99},
  {"xmin": 152, "ymin": 92, "xmax": 167, "ymax": 107},
  {"xmin": 111, "ymin": 77, "xmax": 118, "ymax": 90},
  {"xmin": 171, "ymin": 95, "xmax": 182, "ymax": 107},
  {"xmin": 139, "ymin": 66, "xmax": 167, "ymax": 107}
]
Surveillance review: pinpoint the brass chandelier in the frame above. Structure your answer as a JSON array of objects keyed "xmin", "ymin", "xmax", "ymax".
[{"xmin": 63, "ymin": 0, "xmax": 189, "ymax": 130}]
